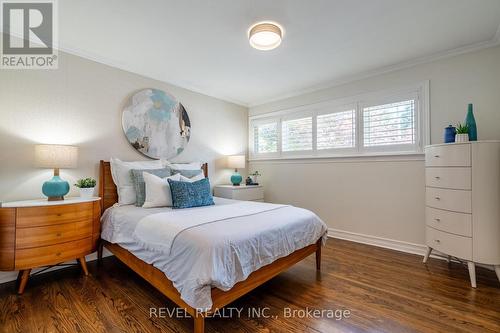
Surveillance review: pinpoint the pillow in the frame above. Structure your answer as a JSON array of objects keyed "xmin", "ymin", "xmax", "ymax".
[
  {"xmin": 169, "ymin": 168, "xmax": 204, "ymax": 178},
  {"xmin": 163, "ymin": 161, "xmax": 202, "ymax": 170},
  {"xmin": 179, "ymin": 173, "xmax": 205, "ymax": 182},
  {"xmin": 110, "ymin": 158, "xmax": 163, "ymax": 205},
  {"xmin": 130, "ymin": 168, "xmax": 171, "ymax": 206},
  {"xmin": 168, "ymin": 178, "xmax": 215, "ymax": 209},
  {"xmin": 142, "ymin": 172, "xmax": 181, "ymax": 208}
]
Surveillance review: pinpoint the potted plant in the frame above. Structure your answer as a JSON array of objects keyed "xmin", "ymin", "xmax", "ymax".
[
  {"xmin": 74, "ymin": 177, "xmax": 96, "ymax": 198},
  {"xmin": 455, "ymin": 123, "xmax": 469, "ymax": 143}
]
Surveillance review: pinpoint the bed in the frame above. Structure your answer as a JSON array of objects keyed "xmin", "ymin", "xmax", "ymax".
[{"xmin": 97, "ymin": 160, "xmax": 326, "ymax": 333}]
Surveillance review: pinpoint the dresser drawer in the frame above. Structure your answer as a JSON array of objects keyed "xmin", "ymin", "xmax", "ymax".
[
  {"xmin": 15, "ymin": 237, "xmax": 92, "ymax": 269},
  {"xmin": 231, "ymin": 187, "xmax": 264, "ymax": 201},
  {"xmin": 425, "ymin": 167, "xmax": 471, "ymax": 190},
  {"xmin": 16, "ymin": 202, "xmax": 93, "ymax": 227},
  {"xmin": 426, "ymin": 207, "xmax": 472, "ymax": 237},
  {"xmin": 426, "ymin": 187, "xmax": 471, "ymax": 213},
  {"xmin": 425, "ymin": 144, "xmax": 471, "ymax": 167},
  {"xmin": 16, "ymin": 220, "xmax": 92, "ymax": 249},
  {"xmin": 426, "ymin": 226, "xmax": 472, "ymax": 260}
]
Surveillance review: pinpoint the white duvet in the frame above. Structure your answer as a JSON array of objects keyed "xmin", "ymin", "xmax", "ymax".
[{"xmin": 101, "ymin": 197, "xmax": 327, "ymax": 310}]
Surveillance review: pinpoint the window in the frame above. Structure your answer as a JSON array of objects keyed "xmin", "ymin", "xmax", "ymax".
[
  {"xmin": 249, "ymin": 82, "xmax": 428, "ymax": 159},
  {"xmin": 363, "ymin": 99, "xmax": 415, "ymax": 148},
  {"xmin": 282, "ymin": 116, "xmax": 312, "ymax": 152},
  {"xmin": 317, "ymin": 109, "xmax": 356, "ymax": 150},
  {"xmin": 253, "ymin": 121, "xmax": 278, "ymax": 154}
]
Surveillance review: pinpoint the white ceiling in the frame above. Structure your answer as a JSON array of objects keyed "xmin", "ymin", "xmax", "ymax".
[{"xmin": 59, "ymin": 0, "xmax": 500, "ymax": 106}]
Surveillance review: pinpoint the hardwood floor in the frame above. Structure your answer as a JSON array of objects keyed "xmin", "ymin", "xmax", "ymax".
[{"xmin": 1, "ymin": 239, "xmax": 499, "ymax": 333}]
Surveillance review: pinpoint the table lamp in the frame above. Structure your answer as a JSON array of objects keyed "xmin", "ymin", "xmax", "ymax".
[
  {"xmin": 227, "ymin": 155, "xmax": 245, "ymax": 186},
  {"xmin": 35, "ymin": 144, "xmax": 78, "ymax": 201}
]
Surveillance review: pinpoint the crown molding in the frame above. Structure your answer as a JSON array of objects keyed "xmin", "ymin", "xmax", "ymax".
[{"xmin": 249, "ymin": 27, "xmax": 500, "ymax": 108}]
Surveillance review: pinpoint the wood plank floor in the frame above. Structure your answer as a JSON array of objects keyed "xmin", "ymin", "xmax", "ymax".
[{"xmin": 1, "ymin": 239, "xmax": 499, "ymax": 333}]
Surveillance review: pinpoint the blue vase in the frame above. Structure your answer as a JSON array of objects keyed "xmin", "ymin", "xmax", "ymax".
[
  {"xmin": 230, "ymin": 171, "xmax": 242, "ymax": 186},
  {"xmin": 42, "ymin": 175, "xmax": 70, "ymax": 200},
  {"xmin": 465, "ymin": 103, "xmax": 477, "ymax": 141},
  {"xmin": 444, "ymin": 125, "xmax": 456, "ymax": 143}
]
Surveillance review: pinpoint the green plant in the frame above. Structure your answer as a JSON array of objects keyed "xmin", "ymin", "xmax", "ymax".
[
  {"xmin": 249, "ymin": 171, "xmax": 261, "ymax": 177},
  {"xmin": 74, "ymin": 177, "xmax": 96, "ymax": 188},
  {"xmin": 456, "ymin": 123, "xmax": 469, "ymax": 134}
]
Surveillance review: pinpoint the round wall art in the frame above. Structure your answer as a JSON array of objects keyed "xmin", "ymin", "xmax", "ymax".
[{"xmin": 122, "ymin": 89, "xmax": 191, "ymax": 159}]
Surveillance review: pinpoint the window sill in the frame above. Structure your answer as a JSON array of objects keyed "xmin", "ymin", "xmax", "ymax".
[{"xmin": 248, "ymin": 151, "xmax": 425, "ymax": 163}]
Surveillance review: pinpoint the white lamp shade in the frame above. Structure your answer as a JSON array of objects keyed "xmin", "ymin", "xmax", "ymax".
[
  {"xmin": 227, "ymin": 155, "xmax": 245, "ymax": 169},
  {"xmin": 35, "ymin": 144, "xmax": 78, "ymax": 169}
]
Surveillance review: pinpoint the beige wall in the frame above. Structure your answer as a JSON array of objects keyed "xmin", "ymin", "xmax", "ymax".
[
  {"xmin": 0, "ymin": 51, "xmax": 248, "ymax": 202},
  {"xmin": 249, "ymin": 46, "xmax": 500, "ymax": 245}
]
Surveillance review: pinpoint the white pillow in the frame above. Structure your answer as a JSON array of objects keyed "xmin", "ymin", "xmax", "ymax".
[
  {"xmin": 179, "ymin": 173, "xmax": 205, "ymax": 183},
  {"xmin": 110, "ymin": 157, "xmax": 163, "ymax": 205},
  {"xmin": 163, "ymin": 161, "xmax": 202, "ymax": 170},
  {"xmin": 142, "ymin": 172, "xmax": 181, "ymax": 208}
]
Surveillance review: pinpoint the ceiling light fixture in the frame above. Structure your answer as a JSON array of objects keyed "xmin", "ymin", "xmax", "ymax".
[{"xmin": 248, "ymin": 21, "xmax": 283, "ymax": 51}]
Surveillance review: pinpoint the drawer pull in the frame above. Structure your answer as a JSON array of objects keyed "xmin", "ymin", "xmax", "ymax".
[
  {"xmin": 434, "ymin": 218, "xmax": 441, "ymax": 222},
  {"xmin": 434, "ymin": 155, "xmax": 440, "ymax": 158},
  {"xmin": 56, "ymin": 252, "xmax": 61, "ymax": 256},
  {"xmin": 434, "ymin": 176, "xmax": 440, "ymax": 180},
  {"xmin": 434, "ymin": 239, "xmax": 441, "ymax": 243},
  {"xmin": 56, "ymin": 232, "xmax": 62, "ymax": 237},
  {"xmin": 435, "ymin": 196, "xmax": 441, "ymax": 200},
  {"xmin": 57, "ymin": 213, "xmax": 62, "ymax": 217}
]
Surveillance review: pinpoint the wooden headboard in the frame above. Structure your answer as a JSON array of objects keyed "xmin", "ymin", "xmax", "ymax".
[{"xmin": 99, "ymin": 160, "xmax": 208, "ymax": 213}]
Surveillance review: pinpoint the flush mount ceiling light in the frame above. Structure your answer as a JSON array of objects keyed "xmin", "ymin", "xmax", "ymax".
[{"xmin": 248, "ymin": 21, "xmax": 283, "ymax": 51}]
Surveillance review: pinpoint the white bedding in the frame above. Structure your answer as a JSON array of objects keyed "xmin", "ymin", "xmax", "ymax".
[{"xmin": 101, "ymin": 197, "xmax": 327, "ymax": 310}]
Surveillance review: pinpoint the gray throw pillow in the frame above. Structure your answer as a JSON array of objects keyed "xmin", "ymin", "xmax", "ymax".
[
  {"xmin": 130, "ymin": 168, "xmax": 171, "ymax": 206},
  {"xmin": 168, "ymin": 168, "xmax": 203, "ymax": 178}
]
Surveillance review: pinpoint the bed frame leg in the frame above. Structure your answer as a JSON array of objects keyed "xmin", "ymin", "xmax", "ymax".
[
  {"xmin": 97, "ymin": 240, "xmax": 104, "ymax": 266},
  {"xmin": 316, "ymin": 239, "xmax": 322, "ymax": 271},
  {"xmin": 194, "ymin": 314, "xmax": 205, "ymax": 333}
]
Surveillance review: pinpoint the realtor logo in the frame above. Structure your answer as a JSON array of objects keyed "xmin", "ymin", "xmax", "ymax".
[{"xmin": 1, "ymin": 0, "xmax": 58, "ymax": 69}]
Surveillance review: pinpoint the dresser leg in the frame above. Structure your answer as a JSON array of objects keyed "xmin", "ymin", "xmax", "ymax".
[
  {"xmin": 423, "ymin": 247, "xmax": 432, "ymax": 263},
  {"xmin": 494, "ymin": 265, "xmax": 500, "ymax": 285},
  {"xmin": 78, "ymin": 257, "xmax": 89, "ymax": 276},
  {"xmin": 467, "ymin": 261, "xmax": 477, "ymax": 288},
  {"xmin": 97, "ymin": 240, "xmax": 104, "ymax": 266},
  {"xmin": 316, "ymin": 240, "xmax": 322, "ymax": 271},
  {"xmin": 17, "ymin": 269, "xmax": 31, "ymax": 294}
]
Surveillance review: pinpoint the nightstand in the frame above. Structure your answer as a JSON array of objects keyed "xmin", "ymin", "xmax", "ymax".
[
  {"xmin": 213, "ymin": 185, "xmax": 264, "ymax": 202},
  {"xmin": 0, "ymin": 197, "xmax": 101, "ymax": 294}
]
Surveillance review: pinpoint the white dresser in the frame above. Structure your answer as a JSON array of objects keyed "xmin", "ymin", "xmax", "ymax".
[{"xmin": 424, "ymin": 141, "xmax": 500, "ymax": 287}]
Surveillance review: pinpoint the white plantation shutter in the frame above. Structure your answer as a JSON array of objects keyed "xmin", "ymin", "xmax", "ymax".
[
  {"xmin": 363, "ymin": 99, "xmax": 416, "ymax": 148},
  {"xmin": 317, "ymin": 109, "xmax": 356, "ymax": 150},
  {"xmin": 249, "ymin": 83, "xmax": 427, "ymax": 158},
  {"xmin": 282, "ymin": 116, "xmax": 312, "ymax": 152},
  {"xmin": 253, "ymin": 121, "xmax": 278, "ymax": 154}
]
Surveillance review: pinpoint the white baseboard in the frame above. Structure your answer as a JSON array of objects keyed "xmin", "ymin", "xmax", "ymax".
[
  {"xmin": 0, "ymin": 249, "xmax": 113, "ymax": 285},
  {"xmin": 327, "ymin": 227, "xmax": 495, "ymax": 271},
  {"xmin": 327, "ymin": 228, "xmax": 428, "ymax": 256}
]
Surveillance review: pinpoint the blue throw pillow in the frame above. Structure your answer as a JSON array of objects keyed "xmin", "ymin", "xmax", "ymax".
[
  {"xmin": 168, "ymin": 178, "xmax": 215, "ymax": 209},
  {"xmin": 131, "ymin": 168, "xmax": 171, "ymax": 206}
]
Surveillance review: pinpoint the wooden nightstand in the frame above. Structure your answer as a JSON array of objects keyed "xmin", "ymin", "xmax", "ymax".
[
  {"xmin": 213, "ymin": 185, "xmax": 264, "ymax": 202},
  {"xmin": 0, "ymin": 197, "xmax": 101, "ymax": 294}
]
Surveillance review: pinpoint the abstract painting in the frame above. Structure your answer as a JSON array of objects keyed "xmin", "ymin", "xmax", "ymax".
[{"xmin": 122, "ymin": 89, "xmax": 191, "ymax": 159}]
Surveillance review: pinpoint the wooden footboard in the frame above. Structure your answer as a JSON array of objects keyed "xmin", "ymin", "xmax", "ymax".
[{"xmin": 99, "ymin": 239, "xmax": 321, "ymax": 333}]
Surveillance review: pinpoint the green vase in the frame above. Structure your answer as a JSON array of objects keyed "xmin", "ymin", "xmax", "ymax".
[{"xmin": 465, "ymin": 103, "xmax": 477, "ymax": 141}]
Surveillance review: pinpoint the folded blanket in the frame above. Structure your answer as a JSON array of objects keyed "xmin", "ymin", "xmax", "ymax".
[{"xmin": 133, "ymin": 201, "xmax": 288, "ymax": 255}]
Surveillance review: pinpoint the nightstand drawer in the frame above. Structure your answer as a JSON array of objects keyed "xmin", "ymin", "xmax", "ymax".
[
  {"xmin": 426, "ymin": 207, "xmax": 472, "ymax": 237},
  {"xmin": 425, "ymin": 144, "xmax": 471, "ymax": 167},
  {"xmin": 426, "ymin": 187, "xmax": 471, "ymax": 213},
  {"xmin": 425, "ymin": 167, "xmax": 471, "ymax": 190},
  {"xmin": 16, "ymin": 202, "xmax": 93, "ymax": 227},
  {"xmin": 15, "ymin": 237, "xmax": 92, "ymax": 269},
  {"xmin": 231, "ymin": 187, "xmax": 264, "ymax": 201},
  {"xmin": 16, "ymin": 220, "xmax": 92, "ymax": 249},
  {"xmin": 426, "ymin": 226, "xmax": 472, "ymax": 260}
]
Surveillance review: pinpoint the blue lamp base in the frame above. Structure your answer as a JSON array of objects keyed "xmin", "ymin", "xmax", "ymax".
[
  {"xmin": 42, "ymin": 173, "xmax": 70, "ymax": 201},
  {"xmin": 230, "ymin": 171, "xmax": 242, "ymax": 186}
]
